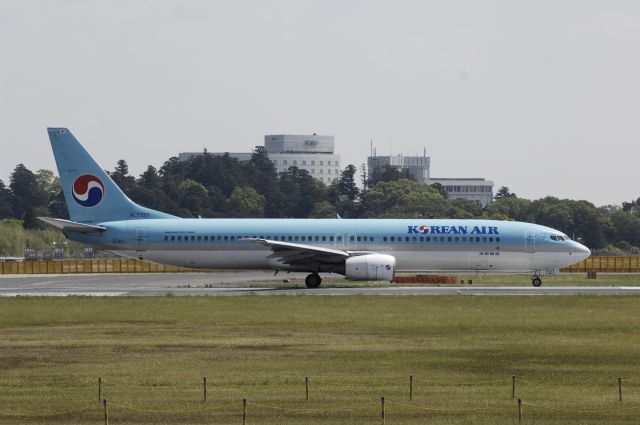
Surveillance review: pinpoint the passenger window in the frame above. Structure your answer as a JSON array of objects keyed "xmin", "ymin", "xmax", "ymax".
[
  {"xmin": 315, "ymin": 236, "xmax": 320, "ymax": 241},
  {"xmin": 412, "ymin": 236, "xmax": 417, "ymax": 241},
  {"xmin": 197, "ymin": 236, "xmax": 202, "ymax": 241},
  {"xmin": 405, "ymin": 236, "xmax": 410, "ymax": 242},
  {"xmin": 390, "ymin": 236, "xmax": 395, "ymax": 242},
  {"xmin": 383, "ymin": 236, "xmax": 388, "ymax": 242},
  {"xmin": 356, "ymin": 236, "xmax": 360, "ymax": 242},
  {"xmin": 218, "ymin": 236, "xmax": 222, "ymax": 241},
  {"xmin": 420, "ymin": 236, "xmax": 424, "ymax": 241},
  {"xmin": 171, "ymin": 236, "xmax": 175, "ymax": 241},
  {"xmin": 489, "ymin": 237, "xmax": 493, "ymax": 242},
  {"xmin": 301, "ymin": 236, "xmax": 306, "ymax": 241},
  {"xmin": 164, "ymin": 236, "xmax": 168, "ymax": 241},
  {"xmin": 370, "ymin": 237, "xmax": 374, "ymax": 241},
  {"xmin": 475, "ymin": 237, "xmax": 480, "ymax": 242},
  {"xmin": 461, "ymin": 237, "xmax": 466, "ymax": 242},
  {"xmin": 496, "ymin": 237, "xmax": 500, "ymax": 242},
  {"xmin": 440, "ymin": 237, "xmax": 445, "ymax": 241},
  {"xmin": 308, "ymin": 236, "xmax": 312, "ymax": 241},
  {"xmin": 322, "ymin": 236, "xmax": 326, "ymax": 241},
  {"xmin": 191, "ymin": 236, "xmax": 196, "ymax": 241},
  {"xmin": 231, "ymin": 236, "xmax": 235, "ymax": 241},
  {"xmin": 178, "ymin": 236, "xmax": 182, "ymax": 241},
  {"xmin": 204, "ymin": 236, "xmax": 208, "ymax": 241},
  {"xmin": 331, "ymin": 236, "xmax": 335, "ymax": 241},
  {"xmin": 224, "ymin": 236, "xmax": 228, "ymax": 241},
  {"xmin": 350, "ymin": 236, "xmax": 355, "ymax": 242},
  {"xmin": 482, "ymin": 237, "xmax": 487, "ymax": 242},
  {"xmin": 294, "ymin": 236, "xmax": 299, "ymax": 241},
  {"xmin": 288, "ymin": 236, "xmax": 293, "ymax": 241},
  {"xmin": 455, "ymin": 237, "xmax": 459, "ymax": 242},
  {"xmin": 426, "ymin": 237, "xmax": 431, "ymax": 241},
  {"xmin": 448, "ymin": 237, "xmax": 452, "ymax": 242}
]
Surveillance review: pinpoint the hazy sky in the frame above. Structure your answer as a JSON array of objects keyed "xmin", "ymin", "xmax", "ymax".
[{"xmin": 2, "ymin": 0, "xmax": 639, "ymax": 206}]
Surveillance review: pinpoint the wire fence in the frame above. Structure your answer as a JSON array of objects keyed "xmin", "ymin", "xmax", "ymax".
[{"xmin": 1, "ymin": 374, "xmax": 640, "ymax": 423}]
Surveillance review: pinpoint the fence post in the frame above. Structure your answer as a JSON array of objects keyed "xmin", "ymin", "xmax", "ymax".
[
  {"xmin": 98, "ymin": 377, "xmax": 102, "ymax": 401},
  {"xmin": 305, "ymin": 376, "xmax": 309, "ymax": 401},
  {"xmin": 517, "ymin": 398, "xmax": 522, "ymax": 422},
  {"xmin": 409, "ymin": 375, "xmax": 413, "ymax": 401},
  {"xmin": 619, "ymin": 377, "xmax": 622, "ymax": 402},
  {"xmin": 203, "ymin": 377, "xmax": 207, "ymax": 401},
  {"xmin": 103, "ymin": 399, "xmax": 108, "ymax": 425},
  {"xmin": 381, "ymin": 396, "xmax": 385, "ymax": 425},
  {"xmin": 512, "ymin": 375, "xmax": 516, "ymax": 399},
  {"xmin": 242, "ymin": 398, "xmax": 247, "ymax": 425}
]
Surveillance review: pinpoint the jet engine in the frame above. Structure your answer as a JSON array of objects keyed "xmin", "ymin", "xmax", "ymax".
[{"xmin": 344, "ymin": 254, "xmax": 396, "ymax": 281}]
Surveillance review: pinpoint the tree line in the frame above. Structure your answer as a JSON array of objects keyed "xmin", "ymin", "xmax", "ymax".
[{"xmin": 1, "ymin": 147, "xmax": 640, "ymax": 252}]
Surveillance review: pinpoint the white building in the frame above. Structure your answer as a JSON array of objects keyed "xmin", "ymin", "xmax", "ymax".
[
  {"xmin": 429, "ymin": 178, "xmax": 494, "ymax": 206},
  {"xmin": 178, "ymin": 134, "xmax": 342, "ymax": 185}
]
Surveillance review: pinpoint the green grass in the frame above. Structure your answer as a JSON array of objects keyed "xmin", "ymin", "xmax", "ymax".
[{"xmin": 1, "ymin": 296, "xmax": 640, "ymax": 424}]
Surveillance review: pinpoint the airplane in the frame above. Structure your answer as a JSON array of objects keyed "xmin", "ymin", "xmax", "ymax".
[{"xmin": 39, "ymin": 128, "xmax": 591, "ymax": 288}]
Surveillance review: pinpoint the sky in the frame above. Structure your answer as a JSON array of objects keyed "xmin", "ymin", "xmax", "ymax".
[{"xmin": 1, "ymin": 0, "xmax": 639, "ymax": 206}]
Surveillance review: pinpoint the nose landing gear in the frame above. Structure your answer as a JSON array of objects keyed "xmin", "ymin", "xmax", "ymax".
[{"xmin": 305, "ymin": 273, "xmax": 322, "ymax": 288}]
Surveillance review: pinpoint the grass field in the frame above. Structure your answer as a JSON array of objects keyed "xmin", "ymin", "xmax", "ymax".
[{"xmin": 1, "ymin": 295, "xmax": 640, "ymax": 424}]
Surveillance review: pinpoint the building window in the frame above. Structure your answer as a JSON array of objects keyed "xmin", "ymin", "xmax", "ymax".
[
  {"xmin": 302, "ymin": 160, "xmax": 306, "ymax": 166},
  {"xmin": 311, "ymin": 169, "xmax": 315, "ymax": 174},
  {"xmin": 311, "ymin": 160, "xmax": 315, "ymax": 165},
  {"xmin": 283, "ymin": 160, "xmax": 288, "ymax": 165},
  {"xmin": 319, "ymin": 169, "xmax": 323, "ymax": 174},
  {"xmin": 293, "ymin": 160, "xmax": 297, "ymax": 166},
  {"xmin": 320, "ymin": 160, "xmax": 323, "ymax": 165}
]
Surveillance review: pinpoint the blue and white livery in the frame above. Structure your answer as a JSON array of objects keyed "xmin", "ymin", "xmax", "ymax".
[{"xmin": 39, "ymin": 128, "xmax": 591, "ymax": 287}]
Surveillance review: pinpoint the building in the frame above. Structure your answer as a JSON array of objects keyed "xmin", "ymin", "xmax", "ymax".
[
  {"xmin": 367, "ymin": 152, "xmax": 494, "ymax": 206},
  {"xmin": 264, "ymin": 135, "xmax": 341, "ymax": 184},
  {"xmin": 178, "ymin": 134, "xmax": 341, "ymax": 185},
  {"xmin": 367, "ymin": 154, "xmax": 431, "ymax": 183},
  {"xmin": 429, "ymin": 178, "xmax": 494, "ymax": 207}
]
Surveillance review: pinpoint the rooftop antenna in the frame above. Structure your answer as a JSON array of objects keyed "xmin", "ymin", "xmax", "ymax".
[{"xmin": 370, "ymin": 140, "xmax": 373, "ymax": 157}]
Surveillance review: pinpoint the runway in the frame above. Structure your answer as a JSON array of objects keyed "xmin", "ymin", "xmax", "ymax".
[{"xmin": 1, "ymin": 272, "xmax": 640, "ymax": 296}]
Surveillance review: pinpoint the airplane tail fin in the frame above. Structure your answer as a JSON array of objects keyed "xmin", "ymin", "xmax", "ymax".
[{"xmin": 47, "ymin": 128, "xmax": 177, "ymax": 224}]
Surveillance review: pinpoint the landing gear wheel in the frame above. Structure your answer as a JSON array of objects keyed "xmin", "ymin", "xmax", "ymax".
[
  {"xmin": 305, "ymin": 273, "xmax": 322, "ymax": 288},
  {"xmin": 532, "ymin": 277, "xmax": 542, "ymax": 287}
]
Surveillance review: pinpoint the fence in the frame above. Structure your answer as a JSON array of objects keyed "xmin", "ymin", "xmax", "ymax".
[
  {"xmin": 0, "ymin": 258, "xmax": 193, "ymax": 274},
  {"xmin": 560, "ymin": 256, "xmax": 640, "ymax": 273},
  {"xmin": 1, "ymin": 256, "xmax": 639, "ymax": 275},
  {"xmin": 1, "ymin": 374, "xmax": 639, "ymax": 423}
]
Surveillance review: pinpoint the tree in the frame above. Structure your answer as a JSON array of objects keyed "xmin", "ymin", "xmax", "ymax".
[
  {"xmin": 9, "ymin": 164, "xmax": 46, "ymax": 221},
  {"xmin": 368, "ymin": 165, "xmax": 414, "ymax": 187},
  {"xmin": 227, "ymin": 186, "xmax": 265, "ymax": 218},
  {"xmin": 360, "ymin": 179, "xmax": 449, "ymax": 218},
  {"xmin": 309, "ymin": 201, "xmax": 337, "ymax": 218},
  {"xmin": 494, "ymin": 186, "xmax": 516, "ymax": 200},
  {"xmin": 109, "ymin": 159, "xmax": 136, "ymax": 195},
  {"xmin": 178, "ymin": 179, "xmax": 210, "ymax": 217},
  {"xmin": 0, "ymin": 179, "xmax": 13, "ymax": 219}
]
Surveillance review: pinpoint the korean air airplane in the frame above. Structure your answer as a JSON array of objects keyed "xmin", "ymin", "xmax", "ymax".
[{"xmin": 39, "ymin": 128, "xmax": 591, "ymax": 287}]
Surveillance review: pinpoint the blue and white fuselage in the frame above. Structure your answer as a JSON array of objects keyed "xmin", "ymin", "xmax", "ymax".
[{"xmin": 40, "ymin": 128, "xmax": 591, "ymax": 287}]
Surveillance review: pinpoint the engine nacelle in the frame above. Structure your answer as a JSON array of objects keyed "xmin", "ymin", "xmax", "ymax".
[{"xmin": 344, "ymin": 254, "xmax": 396, "ymax": 281}]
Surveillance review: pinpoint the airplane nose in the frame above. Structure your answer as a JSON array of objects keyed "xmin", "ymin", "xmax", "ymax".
[{"xmin": 574, "ymin": 242, "xmax": 591, "ymax": 261}]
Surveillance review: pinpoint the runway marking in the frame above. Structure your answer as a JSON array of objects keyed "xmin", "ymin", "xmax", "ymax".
[{"xmin": 0, "ymin": 292, "xmax": 128, "ymax": 297}]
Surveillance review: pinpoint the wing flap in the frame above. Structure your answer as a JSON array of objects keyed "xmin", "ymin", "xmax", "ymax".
[{"xmin": 246, "ymin": 238, "xmax": 349, "ymax": 266}]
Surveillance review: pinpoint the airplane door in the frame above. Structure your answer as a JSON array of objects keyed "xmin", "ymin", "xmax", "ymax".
[
  {"xmin": 525, "ymin": 230, "xmax": 535, "ymax": 253},
  {"xmin": 135, "ymin": 228, "xmax": 148, "ymax": 252}
]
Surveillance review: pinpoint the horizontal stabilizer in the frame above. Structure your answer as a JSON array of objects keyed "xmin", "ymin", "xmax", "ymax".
[{"xmin": 37, "ymin": 217, "xmax": 107, "ymax": 234}]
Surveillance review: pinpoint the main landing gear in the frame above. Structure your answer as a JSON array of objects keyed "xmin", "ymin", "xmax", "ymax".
[
  {"xmin": 305, "ymin": 273, "xmax": 322, "ymax": 288},
  {"xmin": 531, "ymin": 276, "xmax": 542, "ymax": 287}
]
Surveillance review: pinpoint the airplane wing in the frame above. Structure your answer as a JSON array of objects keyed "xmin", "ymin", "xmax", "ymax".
[
  {"xmin": 246, "ymin": 238, "xmax": 369, "ymax": 268},
  {"xmin": 37, "ymin": 217, "xmax": 107, "ymax": 234}
]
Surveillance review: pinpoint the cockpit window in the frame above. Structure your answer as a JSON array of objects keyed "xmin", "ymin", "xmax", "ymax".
[{"xmin": 550, "ymin": 234, "xmax": 568, "ymax": 241}]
